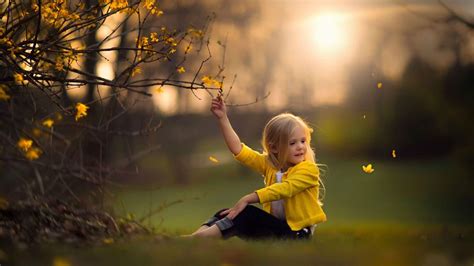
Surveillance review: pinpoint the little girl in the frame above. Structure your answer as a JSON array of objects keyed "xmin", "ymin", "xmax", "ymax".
[{"xmin": 188, "ymin": 96, "xmax": 327, "ymax": 240}]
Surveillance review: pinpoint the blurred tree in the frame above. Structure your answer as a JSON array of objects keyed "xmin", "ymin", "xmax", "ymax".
[{"xmin": 337, "ymin": 0, "xmax": 474, "ymax": 162}]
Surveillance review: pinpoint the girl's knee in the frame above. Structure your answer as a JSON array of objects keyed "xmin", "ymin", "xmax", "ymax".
[
  {"xmin": 235, "ymin": 205, "xmax": 261, "ymax": 219},
  {"xmin": 213, "ymin": 208, "xmax": 229, "ymax": 218}
]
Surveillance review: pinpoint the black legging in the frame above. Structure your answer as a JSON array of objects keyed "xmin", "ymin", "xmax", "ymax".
[{"xmin": 202, "ymin": 205, "xmax": 312, "ymax": 240}]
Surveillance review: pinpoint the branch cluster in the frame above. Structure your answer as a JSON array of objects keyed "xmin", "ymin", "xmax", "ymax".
[{"xmin": 0, "ymin": 0, "xmax": 224, "ymax": 204}]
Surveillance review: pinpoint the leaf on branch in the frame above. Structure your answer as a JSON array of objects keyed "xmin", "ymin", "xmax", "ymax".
[
  {"xmin": 131, "ymin": 67, "xmax": 142, "ymax": 77},
  {"xmin": 201, "ymin": 76, "xmax": 222, "ymax": 87},
  {"xmin": 17, "ymin": 138, "xmax": 33, "ymax": 152},
  {"xmin": 177, "ymin": 66, "xmax": 186, "ymax": 74},
  {"xmin": 14, "ymin": 73, "xmax": 26, "ymax": 85},
  {"xmin": 75, "ymin": 102, "xmax": 89, "ymax": 121},
  {"xmin": 0, "ymin": 86, "xmax": 10, "ymax": 101},
  {"xmin": 42, "ymin": 119, "xmax": 54, "ymax": 128},
  {"xmin": 154, "ymin": 87, "xmax": 164, "ymax": 94},
  {"xmin": 25, "ymin": 147, "xmax": 42, "ymax": 161}
]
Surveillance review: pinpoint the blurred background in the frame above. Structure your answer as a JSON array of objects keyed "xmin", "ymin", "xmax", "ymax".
[{"xmin": 103, "ymin": 0, "xmax": 473, "ymax": 234}]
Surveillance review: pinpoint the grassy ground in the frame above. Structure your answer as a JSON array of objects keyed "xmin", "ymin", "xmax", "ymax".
[
  {"xmin": 3, "ymin": 226, "xmax": 473, "ymax": 266},
  {"xmin": 112, "ymin": 155, "xmax": 472, "ymax": 233},
  {"xmin": 2, "ymin": 156, "xmax": 473, "ymax": 265}
]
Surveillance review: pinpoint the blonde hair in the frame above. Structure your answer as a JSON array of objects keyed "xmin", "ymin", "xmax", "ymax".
[{"xmin": 261, "ymin": 113, "xmax": 325, "ymax": 204}]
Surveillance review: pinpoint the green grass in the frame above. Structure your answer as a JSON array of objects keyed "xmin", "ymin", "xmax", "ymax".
[
  {"xmin": 4, "ymin": 226, "xmax": 473, "ymax": 266},
  {"xmin": 111, "ymin": 155, "xmax": 472, "ymax": 233},
  {"xmin": 2, "ymin": 156, "xmax": 472, "ymax": 265}
]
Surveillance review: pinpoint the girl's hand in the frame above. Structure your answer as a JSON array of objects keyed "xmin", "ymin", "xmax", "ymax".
[
  {"xmin": 210, "ymin": 96, "xmax": 227, "ymax": 119},
  {"xmin": 220, "ymin": 198, "xmax": 248, "ymax": 220},
  {"xmin": 219, "ymin": 193, "xmax": 259, "ymax": 220}
]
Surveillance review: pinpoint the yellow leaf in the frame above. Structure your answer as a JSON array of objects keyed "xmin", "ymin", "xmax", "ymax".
[
  {"xmin": 0, "ymin": 86, "xmax": 10, "ymax": 101},
  {"xmin": 17, "ymin": 138, "xmax": 33, "ymax": 151},
  {"xmin": 177, "ymin": 66, "xmax": 185, "ymax": 74},
  {"xmin": 202, "ymin": 76, "xmax": 221, "ymax": 87},
  {"xmin": 103, "ymin": 238, "xmax": 114, "ymax": 244},
  {"xmin": 362, "ymin": 164, "xmax": 374, "ymax": 174},
  {"xmin": 14, "ymin": 73, "xmax": 24, "ymax": 85},
  {"xmin": 209, "ymin": 156, "xmax": 219, "ymax": 163},
  {"xmin": 42, "ymin": 119, "xmax": 54, "ymax": 128},
  {"xmin": 150, "ymin": 32, "xmax": 159, "ymax": 42},
  {"xmin": 154, "ymin": 87, "xmax": 164, "ymax": 94},
  {"xmin": 392, "ymin": 149, "xmax": 396, "ymax": 158},
  {"xmin": 131, "ymin": 66, "xmax": 141, "ymax": 77},
  {"xmin": 377, "ymin": 82, "xmax": 382, "ymax": 89},
  {"xmin": 75, "ymin": 102, "xmax": 89, "ymax": 121},
  {"xmin": 52, "ymin": 257, "xmax": 71, "ymax": 266},
  {"xmin": 201, "ymin": 76, "xmax": 212, "ymax": 85},
  {"xmin": 25, "ymin": 147, "xmax": 41, "ymax": 160}
]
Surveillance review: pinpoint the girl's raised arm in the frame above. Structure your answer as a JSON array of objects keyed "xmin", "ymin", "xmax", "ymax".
[{"xmin": 210, "ymin": 96, "xmax": 242, "ymax": 155}]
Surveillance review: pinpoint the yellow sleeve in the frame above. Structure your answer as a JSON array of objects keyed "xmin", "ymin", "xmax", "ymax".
[
  {"xmin": 234, "ymin": 143, "xmax": 269, "ymax": 176},
  {"xmin": 255, "ymin": 161, "xmax": 319, "ymax": 203}
]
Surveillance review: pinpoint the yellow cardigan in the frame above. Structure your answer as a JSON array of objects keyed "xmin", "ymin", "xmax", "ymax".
[{"xmin": 234, "ymin": 143, "xmax": 327, "ymax": 231}]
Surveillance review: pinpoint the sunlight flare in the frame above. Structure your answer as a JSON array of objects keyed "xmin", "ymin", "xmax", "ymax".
[{"xmin": 311, "ymin": 12, "xmax": 349, "ymax": 53}]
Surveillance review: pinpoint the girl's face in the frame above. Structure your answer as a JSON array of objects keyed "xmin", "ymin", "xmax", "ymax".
[{"xmin": 286, "ymin": 125, "xmax": 307, "ymax": 167}]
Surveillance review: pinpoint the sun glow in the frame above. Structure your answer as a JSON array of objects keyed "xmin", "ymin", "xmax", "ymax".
[{"xmin": 312, "ymin": 13, "xmax": 348, "ymax": 53}]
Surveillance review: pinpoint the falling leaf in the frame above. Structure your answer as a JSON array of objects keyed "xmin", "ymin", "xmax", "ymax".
[
  {"xmin": 392, "ymin": 149, "xmax": 396, "ymax": 158},
  {"xmin": 362, "ymin": 164, "xmax": 374, "ymax": 174},
  {"xmin": 209, "ymin": 156, "xmax": 219, "ymax": 163},
  {"xmin": 377, "ymin": 82, "xmax": 383, "ymax": 89},
  {"xmin": 52, "ymin": 257, "xmax": 71, "ymax": 266}
]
